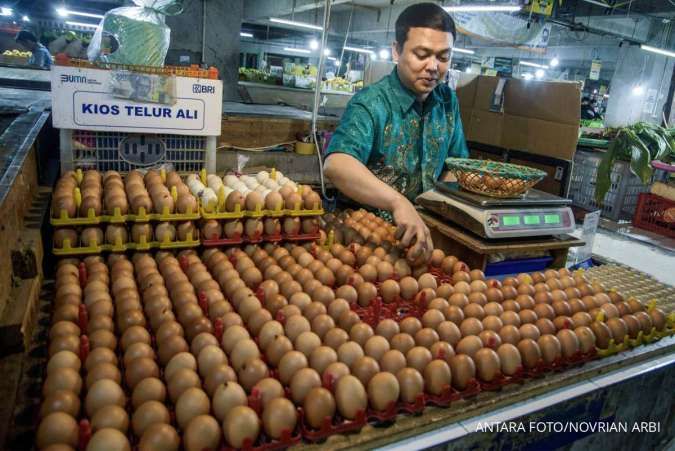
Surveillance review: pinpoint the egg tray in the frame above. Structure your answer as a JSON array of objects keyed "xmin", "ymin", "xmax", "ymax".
[
  {"xmin": 201, "ymin": 231, "xmax": 321, "ymax": 248},
  {"xmin": 583, "ymin": 263, "xmax": 675, "ymax": 314},
  {"xmin": 52, "ymin": 235, "xmax": 201, "ymax": 256}
]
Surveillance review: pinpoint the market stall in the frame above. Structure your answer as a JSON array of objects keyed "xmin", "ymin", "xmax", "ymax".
[{"xmin": 0, "ymin": 1, "xmax": 674, "ymax": 450}]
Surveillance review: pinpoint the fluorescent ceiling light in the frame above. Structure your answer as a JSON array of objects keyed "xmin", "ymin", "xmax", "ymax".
[
  {"xmin": 453, "ymin": 48, "xmax": 475, "ymax": 55},
  {"xmin": 240, "ymin": 32, "xmax": 253, "ymax": 38},
  {"xmin": 323, "ymin": 48, "xmax": 331, "ymax": 56},
  {"xmin": 520, "ymin": 60, "xmax": 549, "ymax": 69},
  {"xmin": 641, "ymin": 44, "xmax": 675, "ymax": 58},
  {"xmin": 550, "ymin": 57, "xmax": 559, "ymax": 67},
  {"xmin": 445, "ymin": 5, "xmax": 521, "ymax": 12},
  {"xmin": 284, "ymin": 47, "xmax": 311, "ymax": 54},
  {"xmin": 522, "ymin": 73, "xmax": 533, "ymax": 80},
  {"xmin": 270, "ymin": 17, "xmax": 323, "ymax": 31},
  {"xmin": 535, "ymin": 69, "xmax": 545, "ymax": 79},
  {"xmin": 344, "ymin": 46, "xmax": 375, "ymax": 55},
  {"xmin": 21, "ymin": 15, "xmax": 29, "ymax": 21},
  {"xmin": 632, "ymin": 85, "xmax": 644, "ymax": 96},
  {"xmin": 582, "ymin": 0, "xmax": 610, "ymax": 7},
  {"xmin": 378, "ymin": 49, "xmax": 390, "ymax": 59},
  {"xmin": 309, "ymin": 39, "xmax": 319, "ymax": 50},
  {"xmin": 0, "ymin": 7, "xmax": 12, "ymax": 16},
  {"xmin": 57, "ymin": 8, "xmax": 104, "ymax": 19},
  {"xmin": 66, "ymin": 20, "xmax": 98, "ymax": 28},
  {"xmin": 327, "ymin": 56, "xmax": 336, "ymax": 61},
  {"xmin": 465, "ymin": 67, "xmax": 472, "ymax": 73}
]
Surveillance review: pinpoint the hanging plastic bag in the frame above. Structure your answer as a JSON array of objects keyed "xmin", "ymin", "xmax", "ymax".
[{"xmin": 87, "ymin": 0, "xmax": 183, "ymax": 67}]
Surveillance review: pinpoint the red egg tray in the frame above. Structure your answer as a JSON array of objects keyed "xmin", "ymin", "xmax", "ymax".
[{"xmin": 298, "ymin": 408, "xmax": 368, "ymax": 443}]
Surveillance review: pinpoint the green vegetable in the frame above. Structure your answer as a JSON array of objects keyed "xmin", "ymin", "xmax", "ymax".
[{"xmin": 594, "ymin": 122, "xmax": 675, "ymax": 204}]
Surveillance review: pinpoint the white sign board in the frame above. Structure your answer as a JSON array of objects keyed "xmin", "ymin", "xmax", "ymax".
[{"xmin": 51, "ymin": 66, "xmax": 223, "ymax": 136}]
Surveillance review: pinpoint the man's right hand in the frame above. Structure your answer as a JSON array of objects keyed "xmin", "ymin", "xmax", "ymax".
[{"xmin": 392, "ymin": 195, "xmax": 433, "ymax": 263}]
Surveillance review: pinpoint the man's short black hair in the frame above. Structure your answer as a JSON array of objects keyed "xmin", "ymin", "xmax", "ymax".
[
  {"xmin": 395, "ymin": 3, "xmax": 456, "ymax": 50},
  {"xmin": 15, "ymin": 30, "xmax": 38, "ymax": 43}
]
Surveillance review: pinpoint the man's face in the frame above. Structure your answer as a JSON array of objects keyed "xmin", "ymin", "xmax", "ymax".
[{"xmin": 393, "ymin": 27, "xmax": 453, "ymax": 100}]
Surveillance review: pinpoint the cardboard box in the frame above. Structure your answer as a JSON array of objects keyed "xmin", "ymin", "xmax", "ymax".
[
  {"xmin": 456, "ymin": 75, "xmax": 582, "ymax": 160},
  {"xmin": 509, "ymin": 157, "xmax": 570, "ymax": 197}
]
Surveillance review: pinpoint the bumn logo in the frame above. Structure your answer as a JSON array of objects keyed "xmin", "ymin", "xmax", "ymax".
[{"xmin": 61, "ymin": 74, "xmax": 88, "ymax": 83}]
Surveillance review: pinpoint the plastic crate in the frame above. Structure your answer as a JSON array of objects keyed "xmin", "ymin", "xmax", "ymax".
[
  {"xmin": 567, "ymin": 150, "xmax": 657, "ymax": 221},
  {"xmin": 484, "ymin": 256, "xmax": 554, "ymax": 277},
  {"xmin": 632, "ymin": 193, "xmax": 675, "ymax": 238},
  {"xmin": 60, "ymin": 129, "xmax": 216, "ymax": 174}
]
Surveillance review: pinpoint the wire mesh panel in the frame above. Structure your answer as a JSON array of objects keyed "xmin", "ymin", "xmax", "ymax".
[{"xmin": 60, "ymin": 129, "xmax": 215, "ymax": 174}]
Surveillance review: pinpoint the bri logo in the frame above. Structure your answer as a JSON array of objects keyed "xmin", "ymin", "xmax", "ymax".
[
  {"xmin": 61, "ymin": 74, "xmax": 87, "ymax": 83},
  {"xmin": 192, "ymin": 83, "xmax": 215, "ymax": 94}
]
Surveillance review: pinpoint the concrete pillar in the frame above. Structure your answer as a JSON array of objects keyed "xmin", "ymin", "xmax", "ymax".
[
  {"xmin": 605, "ymin": 43, "xmax": 675, "ymax": 127},
  {"xmin": 166, "ymin": 0, "xmax": 243, "ymax": 101}
]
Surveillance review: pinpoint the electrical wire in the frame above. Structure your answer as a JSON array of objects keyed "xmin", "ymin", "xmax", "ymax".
[{"xmin": 312, "ymin": 0, "xmax": 334, "ymax": 201}]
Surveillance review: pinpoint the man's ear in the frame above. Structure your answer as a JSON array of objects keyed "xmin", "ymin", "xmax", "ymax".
[{"xmin": 392, "ymin": 41, "xmax": 401, "ymax": 63}]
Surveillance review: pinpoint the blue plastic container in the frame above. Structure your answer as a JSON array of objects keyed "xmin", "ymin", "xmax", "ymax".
[{"xmin": 484, "ymin": 256, "xmax": 554, "ymax": 277}]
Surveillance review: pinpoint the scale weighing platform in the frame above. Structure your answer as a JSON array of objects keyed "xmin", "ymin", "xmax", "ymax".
[{"xmin": 416, "ymin": 182, "xmax": 575, "ymax": 239}]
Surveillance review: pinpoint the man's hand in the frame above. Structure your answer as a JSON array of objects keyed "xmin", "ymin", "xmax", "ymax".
[{"xmin": 392, "ymin": 196, "xmax": 433, "ymax": 263}]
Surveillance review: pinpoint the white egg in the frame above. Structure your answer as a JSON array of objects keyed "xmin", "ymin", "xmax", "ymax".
[
  {"xmin": 285, "ymin": 181, "xmax": 297, "ymax": 191},
  {"xmin": 200, "ymin": 188, "xmax": 218, "ymax": 213},
  {"xmin": 262, "ymin": 189, "xmax": 272, "ymax": 198},
  {"xmin": 234, "ymin": 182, "xmax": 247, "ymax": 192},
  {"xmin": 275, "ymin": 171, "xmax": 284, "ymax": 180},
  {"xmin": 186, "ymin": 174, "xmax": 200, "ymax": 184},
  {"xmin": 224, "ymin": 175, "xmax": 239, "ymax": 186},
  {"xmin": 223, "ymin": 186, "xmax": 234, "ymax": 199},
  {"xmin": 255, "ymin": 185, "xmax": 266, "ymax": 193},
  {"xmin": 256, "ymin": 171, "xmax": 270, "ymax": 183},
  {"xmin": 263, "ymin": 179, "xmax": 278, "ymax": 190},
  {"xmin": 278, "ymin": 176, "xmax": 289, "ymax": 186},
  {"xmin": 207, "ymin": 174, "xmax": 224, "ymax": 191}
]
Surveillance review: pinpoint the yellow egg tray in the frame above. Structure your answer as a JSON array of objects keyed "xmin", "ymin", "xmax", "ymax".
[{"xmin": 53, "ymin": 234, "xmax": 200, "ymax": 256}]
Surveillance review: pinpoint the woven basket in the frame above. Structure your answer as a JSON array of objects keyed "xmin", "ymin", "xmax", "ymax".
[{"xmin": 445, "ymin": 158, "xmax": 547, "ymax": 198}]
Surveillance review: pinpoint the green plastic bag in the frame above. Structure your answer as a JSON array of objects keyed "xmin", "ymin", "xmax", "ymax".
[{"xmin": 87, "ymin": 0, "xmax": 183, "ymax": 67}]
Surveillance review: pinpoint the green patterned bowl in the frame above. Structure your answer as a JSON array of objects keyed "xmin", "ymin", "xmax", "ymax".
[{"xmin": 445, "ymin": 158, "xmax": 547, "ymax": 198}]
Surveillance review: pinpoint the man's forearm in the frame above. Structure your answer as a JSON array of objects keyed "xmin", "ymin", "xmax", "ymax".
[{"xmin": 324, "ymin": 153, "xmax": 405, "ymax": 212}]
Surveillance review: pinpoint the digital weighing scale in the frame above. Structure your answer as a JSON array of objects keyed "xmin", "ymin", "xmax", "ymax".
[{"xmin": 416, "ymin": 182, "xmax": 575, "ymax": 239}]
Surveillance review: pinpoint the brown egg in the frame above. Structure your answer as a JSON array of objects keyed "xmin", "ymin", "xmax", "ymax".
[
  {"xmin": 442, "ymin": 305, "xmax": 465, "ymax": 325},
  {"xmin": 265, "ymin": 335, "xmax": 294, "ymax": 367},
  {"xmin": 223, "ymin": 405, "xmax": 260, "ymax": 449},
  {"xmin": 459, "ymin": 318, "xmax": 484, "ymax": 337},
  {"xmin": 537, "ymin": 334, "xmax": 562, "ymax": 363},
  {"xmin": 40, "ymin": 390, "xmax": 81, "ymax": 418},
  {"xmin": 516, "ymin": 338, "xmax": 541, "ymax": 368},
  {"xmin": 482, "ymin": 315, "xmax": 503, "ymax": 333},
  {"xmin": 474, "ymin": 348, "xmax": 501, "ymax": 381},
  {"xmin": 334, "ymin": 375, "xmax": 367, "ymax": 419},
  {"xmin": 91, "ymin": 405, "xmax": 129, "ymax": 433},
  {"xmin": 211, "ymin": 381, "xmax": 247, "ymax": 423},
  {"xmin": 590, "ymin": 321, "xmax": 612, "ymax": 348},
  {"xmin": 167, "ymin": 368, "xmax": 201, "ymax": 403},
  {"xmin": 138, "ymin": 423, "xmax": 180, "ymax": 451},
  {"xmin": 436, "ymin": 321, "xmax": 461, "ymax": 346},
  {"xmin": 43, "ymin": 368, "xmax": 82, "ymax": 397},
  {"xmin": 356, "ymin": 282, "xmax": 378, "ymax": 307},
  {"xmin": 304, "ymin": 387, "xmax": 336, "ymax": 429},
  {"xmin": 352, "ymin": 356, "xmax": 381, "ymax": 386},
  {"xmin": 572, "ymin": 326, "xmax": 595, "ymax": 353},
  {"xmin": 390, "ymin": 333, "xmax": 416, "ymax": 355},
  {"xmin": 86, "ymin": 362, "xmax": 121, "ymax": 388},
  {"xmin": 499, "ymin": 325, "xmax": 521, "ymax": 345},
  {"xmin": 519, "ymin": 324, "xmax": 541, "ymax": 342},
  {"xmin": 478, "ymin": 330, "xmax": 502, "ymax": 350},
  {"xmin": 500, "ymin": 311, "xmax": 522, "ymax": 327},
  {"xmin": 406, "ymin": 346, "xmax": 433, "ymax": 373},
  {"xmin": 248, "ymin": 378, "xmax": 282, "ymax": 410},
  {"xmin": 364, "ymin": 335, "xmax": 390, "ymax": 361},
  {"xmin": 399, "ymin": 277, "xmax": 419, "ymax": 301},
  {"xmin": 367, "ymin": 372, "xmax": 399, "ymax": 411},
  {"xmin": 449, "ymin": 354, "xmax": 475, "ymax": 390},
  {"xmin": 497, "ymin": 343, "xmax": 522, "ymax": 375},
  {"xmin": 262, "ymin": 398, "xmax": 297, "ymax": 440},
  {"xmin": 37, "ymin": 412, "xmax": 79, "ymax": 449},
  {"xmin": 86, "ymin": 379, "xmax": 126, "ymax": 416},
  {"xmin": 553, "ymin": 315, "xmax": 575, "ymax": 331},
  {"xmin": 502, "ymin": 300, "xmax": 520, "ymax": 312},
  {"xmin": 606, "ymin": 317, "xmax": 627, "ymax": 343}
]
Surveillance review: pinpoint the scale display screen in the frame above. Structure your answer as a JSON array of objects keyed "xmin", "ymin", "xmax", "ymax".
[
  {"xmin": 524, "ymin": 215, "xmax": 541, "ymax": 225},
  {"xmin": 501, "ymin": 215, "xmax": 521, "ymax": 226},
  {"xmin": 544, "ymin": 214, "xmax": 561, "ymax": 224}
]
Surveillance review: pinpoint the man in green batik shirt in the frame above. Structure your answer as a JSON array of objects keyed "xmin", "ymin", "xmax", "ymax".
[{"xmin": 325, "ymin": 3, "xmax": 468, "ymax": 260}]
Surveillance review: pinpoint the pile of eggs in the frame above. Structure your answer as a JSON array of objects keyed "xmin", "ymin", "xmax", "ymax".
[
  {"xmin": 51, "ymin": 170, "xmax": 199, "ymax": 218},
  {"xmin": 186, "ymin": 170, "xmax": 322, "ymax": 214},
  {"xmin": 38, "ymin": 237, "xmax": 669, "ymax": 450},
  {"xmin": 323, "ymin": 209, "xmax": 398, "ymax": 247}
]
